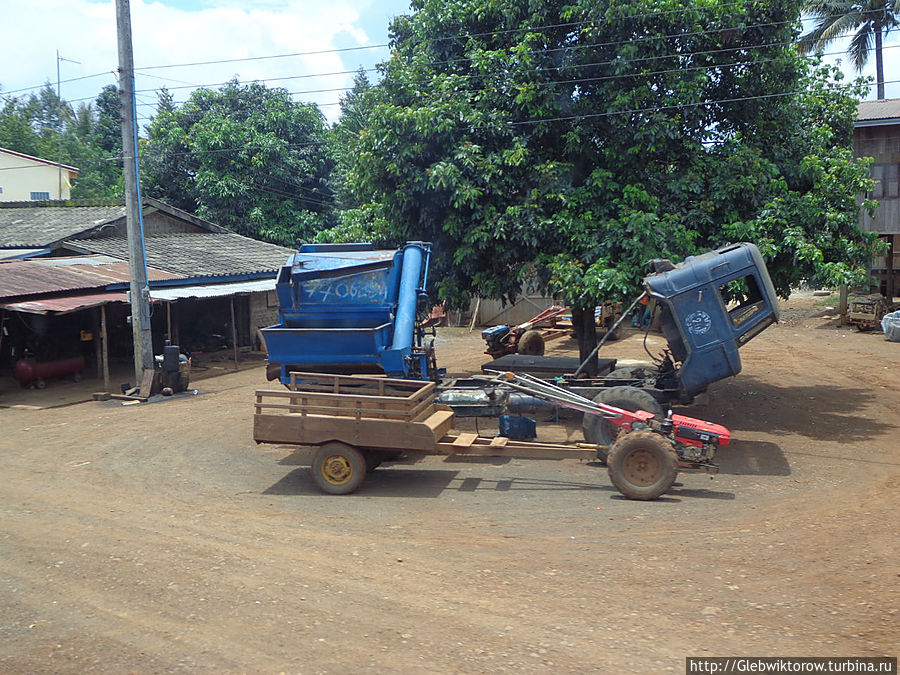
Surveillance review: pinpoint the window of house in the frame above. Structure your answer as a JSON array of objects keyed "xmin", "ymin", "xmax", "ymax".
[
  {"xmin": 30, "ymin": 191, "xmax": 51, "ymax": 201},
  {"xmin": 869, "ymin": 164, "xmax": 888, "ymax": 199},
  {"xmin": 718, "ymin": 274, "xmax": 765, "ymax": 328}
]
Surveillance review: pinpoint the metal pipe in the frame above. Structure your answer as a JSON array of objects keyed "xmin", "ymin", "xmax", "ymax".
[
  {"xmin": 390, "ymin": 243, "xmax": 425, "ymax": 351},
  {"xmin": 572, "ymin": 292, "xmax": 647, "ymax": 377}
]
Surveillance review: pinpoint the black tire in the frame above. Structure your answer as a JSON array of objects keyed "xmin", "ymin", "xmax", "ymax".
[
  {"xmin": 607, "ymin": 431, "xmax": 678, "ymax": 500},
  {"xmin": 311, "ymin": 442, "xmax": 366, "ymax": 495},
  {"xmin": 517, "ymin": 330, "xmax": 545, "ymax": 356},
  {"xmin": 606, "ymin": 366, "xmax": 656, "ymax": 381},
  {"xmin": 582, "ymin": 386, "xmax": 664, "ymax": 462}
]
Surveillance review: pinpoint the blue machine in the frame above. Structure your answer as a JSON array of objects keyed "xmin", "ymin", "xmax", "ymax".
[
  {"xmin": 644, "ymin": 242, "xmax": 780, "ymax": 398},
  {"xmin": 262, "ymin": 242, "xmax": 439, "ymax": 384}
]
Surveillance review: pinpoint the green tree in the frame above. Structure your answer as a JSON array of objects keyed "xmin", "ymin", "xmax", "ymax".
[
  {"xmin": 332, "ymin": 0, "xmax": 881, "ymax": 371},
  {"xmin": 0, "ymin": 96, "xmax": 45, "ymax": 157},
  {"xmin": 0, "ymin": 85, "xmax": 121, "ymax": 199},
  {"xmin": 92, "ymin": 84, "xmax": 122, "ymax": 154},
  {"xmin": 141, "ymin": 79, "xmax": 335, "ymax": 246},
  {"xmin": 798, "ymin": 0, "xmax": 899, "ymax": 99},
  {"xmin": 330, "ymin": 68, "xmax": 375, "ymax": 210}
]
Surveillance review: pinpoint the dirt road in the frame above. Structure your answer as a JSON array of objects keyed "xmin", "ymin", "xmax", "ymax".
[{"xmin": 1, "ymin": 292, "xmax": 898, "ymax": 673}]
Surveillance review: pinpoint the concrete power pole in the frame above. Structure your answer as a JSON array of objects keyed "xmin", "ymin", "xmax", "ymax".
[{"xmin": 115, "ymin": 0, "xmax": 154, "ymax": 386}]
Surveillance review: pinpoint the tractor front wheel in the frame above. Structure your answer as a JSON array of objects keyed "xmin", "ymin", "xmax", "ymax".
[{"xmin": 607, "ymin": 431, "xmax": 678, "ymax": 501}]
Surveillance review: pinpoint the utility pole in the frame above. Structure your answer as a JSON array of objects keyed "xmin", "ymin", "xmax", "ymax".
[{"xmin": 116, "ymin": 0, "xmax": 154, "ymax": 386}]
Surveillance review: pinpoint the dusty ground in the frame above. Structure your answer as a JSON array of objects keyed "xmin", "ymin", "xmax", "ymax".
[{"xmin": 1, "ymin": 291, "xmax": 898, "ymax": 673}]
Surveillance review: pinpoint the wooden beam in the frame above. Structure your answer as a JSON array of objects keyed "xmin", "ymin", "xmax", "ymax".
[
  {"xmin": 100, "ymin": 304, "xmax": 110, "ymax": 392},
  {"xmin": 230, "ymin": 296, "xmax": 239, "ymax": 370}
]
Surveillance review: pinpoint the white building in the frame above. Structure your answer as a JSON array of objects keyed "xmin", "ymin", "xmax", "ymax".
[{"xmin": 0, "ymin": 147, "xmax": 79, "ymax": 201}]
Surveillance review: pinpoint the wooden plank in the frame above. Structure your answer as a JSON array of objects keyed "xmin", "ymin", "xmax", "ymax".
[
  {"xmin": 254, "ymin": 401, "xmax": 422, "ymax": 419},
  {"xmin": 452, "ymin": 432, "xmax": 478, "ymax": 448},
  {"xmin": 139, "ymin": 368, "xmax": 156, "ymax": 397},
  {"xmin": 489, "ymin": 436, "xmax": 509, "ymax": 447},
  {"xmin": 255, "ymin": 388, "xmax": 422, "ymax": 407},
  {"xmin": 253, "ymin": 413, "xmax": 442, "ymax": 452},
  {"xmin": 435, "ymin": 439, "xmax": 597, "ymax": 460}
]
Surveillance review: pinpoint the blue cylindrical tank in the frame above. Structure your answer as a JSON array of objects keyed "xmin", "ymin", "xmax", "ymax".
[{"xmin": 390, "ymin": 243, "xmax": 426, "ymax": 351}]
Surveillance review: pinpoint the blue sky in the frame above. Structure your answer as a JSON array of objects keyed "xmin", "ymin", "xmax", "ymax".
[
  {"xmin": 1, "ymin": 0, "xmax": 898, "ymax": 128},
  {"xmin": 1, "ymin": 0, "xmax": 412, "ymax": 124}
]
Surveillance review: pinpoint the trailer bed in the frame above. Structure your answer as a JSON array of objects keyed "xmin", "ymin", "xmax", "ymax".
[{"xmin": 254, "ymin": 372, "xmax": 601, "ymax": 493}]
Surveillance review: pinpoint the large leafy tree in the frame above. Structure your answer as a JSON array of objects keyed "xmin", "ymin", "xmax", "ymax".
[
  {"xmin": 333, "ymin": 0, "xmax": 880, "ymax": 370},
  {"xmin": 798, "ymin": 0, "xmax": 899, "ymax": 99},
  {"xmin": 141, "ymin": 79, "xmax": 336, "ymax": 246},
  {"xmin": 0, "ymin": 85, "xmax": 121, "ymax": 198}
]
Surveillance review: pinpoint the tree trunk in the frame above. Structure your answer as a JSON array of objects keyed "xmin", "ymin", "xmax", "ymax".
[
  {"xmin": 571, "ymin": 305, "xmax": 598, "ymax": 377},
  {"xmin": 875, "ymin": 28, "xmax": 885, "ymax": 100}
]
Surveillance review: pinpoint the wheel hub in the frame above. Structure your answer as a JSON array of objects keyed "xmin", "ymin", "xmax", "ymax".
[
  {"xmin": 621, "ymin": 448, "xmax": 662, "ymax": 486},
  {"xmin": 322, "ymin": 454, "xmax": 353, "ymax": 485}
]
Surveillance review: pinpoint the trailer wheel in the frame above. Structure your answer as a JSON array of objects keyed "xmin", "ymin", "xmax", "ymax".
[
  {"xmin": 518, "ymin": 330, "xmax": 545, "ymax": 356},
  {"xmin": 311, "ymin": 442, "xmax": 366, "ymax": 495},
  {"xmin": 607, "ymin": 431, "xmax": 678, "ymax": 500},
  {"xmin": 582, "ymin": 386, "xmax": 663, "ymax": 462}
]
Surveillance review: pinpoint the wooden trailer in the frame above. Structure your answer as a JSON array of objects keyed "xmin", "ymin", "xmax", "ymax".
[{"xmin": 253, "ymin": 372, "xmax": 600, "ymax": 495}]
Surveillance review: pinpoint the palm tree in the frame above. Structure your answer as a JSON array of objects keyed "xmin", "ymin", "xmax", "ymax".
[{"xmin": 798, "ymin": 0, "xmax": 900, "ymax": 99}]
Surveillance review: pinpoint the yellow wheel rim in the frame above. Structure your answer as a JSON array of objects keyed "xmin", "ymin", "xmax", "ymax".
[
  {"xmin": 621, "ymin": 448, "xmax": 662, "ymax": 487},
  {"xmin": 321, "ymin": 454, "xmax": 354, "ymax": 485}
]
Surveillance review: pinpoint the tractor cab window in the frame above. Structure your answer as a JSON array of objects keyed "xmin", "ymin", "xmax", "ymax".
[{"xmin": 718, "ymin": 274, "xmax": 765, "ymax": 328}]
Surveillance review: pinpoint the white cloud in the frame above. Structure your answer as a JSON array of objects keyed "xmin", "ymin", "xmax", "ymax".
[{"xmin": 1, "ymin": 0, "xmax": 389, "ymax": 123}]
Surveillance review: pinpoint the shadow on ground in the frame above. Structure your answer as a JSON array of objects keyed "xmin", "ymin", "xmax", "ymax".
[
  {"xmin": 264, "ymin": 463, "xmax": 735, "ymax": 501},
  {"xmin": 701, "ymin": 376, "xmax": 892, "ymax": 443}
]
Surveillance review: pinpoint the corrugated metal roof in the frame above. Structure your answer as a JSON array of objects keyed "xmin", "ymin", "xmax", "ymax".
[
  {"xmin": 0, "ymin": 260, "xmax": 105, "ymax": 298},
  {"xmin": 28, "ymin": 255, "xmax": 181, "ymax": 285},
  {"xmin": 66, "ymin": 231, "xmax": 293, "ymax": 277},
  {"xmin": 1, "ymin": 292, "xmax": 127, "ymax": 315},
  {"xmin": 0, "ymin": 248, "xmax": 48, "ymax": 261},
  {"xmin": 857, "ymin": 98, "xmax": 900, "ymax": 125},
  {"xmin": 0, "ymin": 256, "xmax": 180, "ymax": 300},
  {"xmin": 149, "ymin": 278, "xmax": 275, "ymax": 301}
]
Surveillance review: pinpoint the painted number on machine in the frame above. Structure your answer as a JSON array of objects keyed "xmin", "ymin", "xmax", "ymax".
[{"xmin": 303, "ymin": 271, "xmax": 388, "ymax": 304}]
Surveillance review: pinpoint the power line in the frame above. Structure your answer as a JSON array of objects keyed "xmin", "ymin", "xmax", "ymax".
[
  {"xmin": 1, "ymin": 70, "xmax": 115, "ymax": 96},
  {"xmin": 126, "ymin": 18, "xmax": 811, "ymax": 97},
  {"xmin": 0, "ymin": 6, "xmax": 818, "ymax": 99},
  {"xmin": 124, "ymin": 0, "xmax": 792, "ymax": 72},
  {"xmin": 134, "ymin": 43, "xmax": 390, "ymax": 72},
  {"xmin": 126, "ymin": 39, "xmax": 899, "ymax": 117},
  {"xmin": 123, "ymin": 75, "xmax": 895, "ymax": 165}
]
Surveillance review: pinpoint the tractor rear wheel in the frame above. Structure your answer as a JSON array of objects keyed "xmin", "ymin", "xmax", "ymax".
[
  {"xmin": 607, "ymin": 431, "xmax": 678, "ymax": 500},
  {"xmin": 518, "ymin": 330, "xmax": 545, "ymax": 356},
  {"xmin": 311, "ymin": 442, "xmax": 366, "ymax": 495},
  {"xmin": 582, "ymin": 386, "xmax": 663, "ymax": 462}
]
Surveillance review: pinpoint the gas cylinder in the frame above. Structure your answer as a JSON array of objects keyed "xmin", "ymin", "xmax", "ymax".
[{"xmin": 14, "ymin": 356, "xmax": 86, "ymax": 388}]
